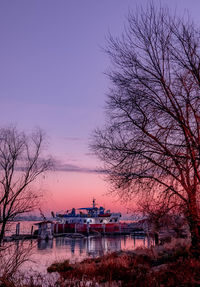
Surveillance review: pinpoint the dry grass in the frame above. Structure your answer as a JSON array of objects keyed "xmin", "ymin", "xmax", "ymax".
[
  {"xmin": 1, "ymin": 238, "xmax": 199, "ymax": 286},
  {"xmin": 47, "ymin": 252, "xmax": 151, "ymax": 286},
  {"xmin": 47, "ymin": 238, "xmax": 200, "ymax": 287},
  {"xmin": 0, "ymin": 271, "xmax": 59, "ymax": 287}
]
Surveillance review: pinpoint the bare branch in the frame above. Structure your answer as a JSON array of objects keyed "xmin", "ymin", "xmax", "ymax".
[
  {"xmin": 0, "ymin": 126, "xmax": 52, "ymax": 243},
  {"xmin": 91, "ymin": 4, "xmax": 200, "ymax": 254}
]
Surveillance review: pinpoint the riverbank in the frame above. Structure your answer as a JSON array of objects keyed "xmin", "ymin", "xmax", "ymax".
[
  {"xmin": 0, "ymin": 234, "xmax": 149, "ymax": 286},
  {"xmin": 1, "ymin": 238, "xmax": 198, "ymax": 286},
  {"xmin": 47, "ymin": 238, "xmax": 199, "ymax": 287}
]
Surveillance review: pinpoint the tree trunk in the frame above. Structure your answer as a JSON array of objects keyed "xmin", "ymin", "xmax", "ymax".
[
  {"xmin": 154, "ymin": 232, "xmax": 159, "ymax": 245},
  {"xmin": 188, "ymin": 220, "xmax": 200, "ymax": 255},
  {"xmin": 187, "ymin": 194, "xmax": 200, "ymax": 257},
  {"xmin": 0, "ymin": 221, "xmax": 6, "ymax": 245}
]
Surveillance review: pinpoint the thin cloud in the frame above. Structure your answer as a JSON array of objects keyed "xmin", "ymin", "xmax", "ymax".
[
  {"xmin": 63, "ymin": 137, "xmax": 83, "ymax": 142},
  {"xmin": 53, "ymin": 159, "xmax": 107, "ymax": 174}
]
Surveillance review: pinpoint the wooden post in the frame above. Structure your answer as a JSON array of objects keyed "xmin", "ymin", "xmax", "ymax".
[
  {"xmin": 31, "ymin": 225, "xmax": 33, "ymax": 236},
  {"xmin": 146, "ymin": 222, "xmax": 151, "ymax": 248},
  {"xmin": 103, "ymin": 223, "xmax": 105, "ymax": 234},
  {"xmin": 87, "ymin": 222, "xmax": 89, "ymax": 234},
  {"xmin": 16, "ymin": 222, "xmax": 20, "ymax": 236}
]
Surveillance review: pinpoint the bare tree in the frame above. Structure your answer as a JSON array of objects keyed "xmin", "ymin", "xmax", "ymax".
[
  {"xmin": 0, "ymin": 126, "xmax": 52, "ymax": 244},
  {"xmin": 92, "ymin": 5, "xmax": 200, "ymax": 255},
  {"xmin": 136, "ymin": 194, "xmax": 187, "ymax": 244},
  {"xmin": 0, "ymin": 241, "xmax": 34, "ymax": 283}
]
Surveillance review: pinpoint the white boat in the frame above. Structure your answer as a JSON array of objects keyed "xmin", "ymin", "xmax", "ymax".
[{"xmin": 53, "ymin": 199, "xmax": 122, "ymax": 234}]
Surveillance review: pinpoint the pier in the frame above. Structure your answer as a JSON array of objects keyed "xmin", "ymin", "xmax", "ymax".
[{"xmin": 3, "ymin": 221, "xmax": 147, "ymax": 242}]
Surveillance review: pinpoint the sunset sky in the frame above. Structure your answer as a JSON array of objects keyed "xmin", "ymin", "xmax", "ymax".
[{"xmin": 1, "ymin": 0, "xmax": 200, "ymax": 215}]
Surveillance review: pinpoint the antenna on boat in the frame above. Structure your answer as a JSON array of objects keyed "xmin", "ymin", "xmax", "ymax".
[{"xmin": 93, "ymin": 198, "xmax": 96, "ymax": 208}]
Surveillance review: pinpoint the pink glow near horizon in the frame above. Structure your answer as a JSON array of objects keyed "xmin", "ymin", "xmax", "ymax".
[
  {"xmin": 0, "ymin": 1, "xmax": 200, "ymax": 215},
  {"xmin": 39, "ymin": 171, "xmax": 131, "ymax": 215}
]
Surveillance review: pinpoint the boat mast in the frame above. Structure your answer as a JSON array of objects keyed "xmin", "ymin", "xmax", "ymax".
[{"xmin": 93, "ymin": 198, "xmax": 96, "ymax": 209}]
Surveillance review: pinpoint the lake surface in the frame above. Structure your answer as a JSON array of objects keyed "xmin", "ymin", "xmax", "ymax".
[
  {"xmin": 21, "ymin": 235, "xmax": 151, "ymax": 273},
  {"xmin": 7, "ymin": 222, "xmax": 153, "ymax": 274}
]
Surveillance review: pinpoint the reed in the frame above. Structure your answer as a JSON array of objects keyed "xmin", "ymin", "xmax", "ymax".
[
  {"xmin": 1, "ymin": 238, "xmax": 199, "ymax": 286},
  {"xmin": 47, "ymin": 238, "xmax": 199, "ymax": 286}
]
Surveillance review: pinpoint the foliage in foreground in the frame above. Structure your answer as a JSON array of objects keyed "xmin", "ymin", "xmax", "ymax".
[
  {"xmin": 46, "ymin": 240, "xmax": 200, "ymax": 287},
  {"xmin": 1, "ymin": 240, "xmax": 200, "ymax": 286}
]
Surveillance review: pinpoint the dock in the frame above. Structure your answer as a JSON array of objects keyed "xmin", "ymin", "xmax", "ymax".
[
  {"xmin": 3, "ymin": 221, "xmax": 147, "ymax": 242},
  {"xmin": 3, "ymin": 234, "xmax": 38, "ymax": 242}
]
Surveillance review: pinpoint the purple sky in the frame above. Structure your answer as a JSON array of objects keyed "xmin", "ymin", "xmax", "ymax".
[{"xmin": 1, "ymin": 0, "xmax": 200, "ymax": 213}]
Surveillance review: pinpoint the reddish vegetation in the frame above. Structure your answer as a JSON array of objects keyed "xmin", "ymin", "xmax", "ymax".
[
  {"xmin": 151, "ymin": 258, "xmax": 200, "ymax": 286},
  {"xmin": 47, "ymin": 241, "xmax": 200, "ymax": 286},
  {"xmin": 1, "ymin": 240, "xmax": 200, "ymax": 286}
]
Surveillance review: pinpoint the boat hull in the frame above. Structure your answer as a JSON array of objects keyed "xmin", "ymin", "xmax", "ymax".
[{"xmin": 53, "ymin": 222, "xmax": 122, "ymax": 234}]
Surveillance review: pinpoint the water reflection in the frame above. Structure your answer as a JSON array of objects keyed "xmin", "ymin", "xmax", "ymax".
[
  {"xmin": 37, "ymin": 235, "xmax": 152, "ymax": 258},
  {"xmin": 38, "ymin": 239, "xmax": 53, "ymax": 250},
  {"xmin": 20, "ymin": 234, "xmax": 154, "ymax": 273}
]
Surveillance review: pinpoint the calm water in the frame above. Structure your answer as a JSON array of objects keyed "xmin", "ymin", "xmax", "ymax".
[
  {"xmin": 7, "ymin": 222, "xmax": 153, "ymax": 274},
  {"xmin": 20, "ymin": 235, "xmax": 151, "ymax": 274}
]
